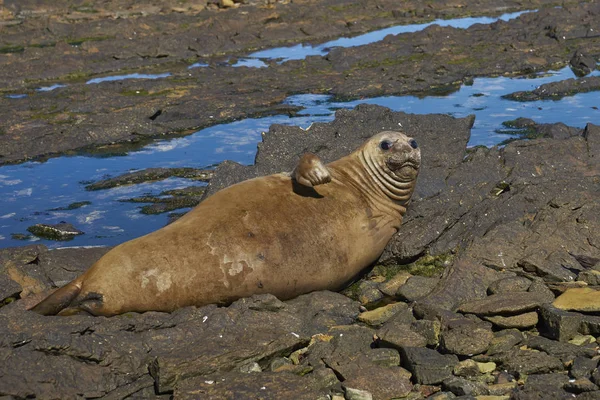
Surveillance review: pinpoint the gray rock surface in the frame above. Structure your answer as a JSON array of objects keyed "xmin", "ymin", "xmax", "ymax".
[{"xmin": 1, "ymin": 107, "xmax": 599, "ymax": 398}]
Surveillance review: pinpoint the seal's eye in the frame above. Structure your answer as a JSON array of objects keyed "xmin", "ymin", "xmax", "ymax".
[
  {"xmin": 380, "ymin": 140, "xmax": 393, "ymax": 151},
  {"xmin": 409, "ymin": 139, "xmax": 418, "ymax": 149}
]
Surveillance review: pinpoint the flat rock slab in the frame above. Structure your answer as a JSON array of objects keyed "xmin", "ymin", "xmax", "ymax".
[
  {"xmin": 457, "ymin": 292, "xmax": 553, "ymax": 316},
  {"xmin": 400, "ymin": 347, "xmax": 458, "ymax": 385},
  {"xmin": 553, "ymin": 288, "xmax": 600, "ymax": 313}
]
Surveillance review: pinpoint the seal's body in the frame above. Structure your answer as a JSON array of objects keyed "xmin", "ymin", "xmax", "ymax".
[{"xmin": 33, "ymin": 131, "xmax": 420, "ymax": 316}]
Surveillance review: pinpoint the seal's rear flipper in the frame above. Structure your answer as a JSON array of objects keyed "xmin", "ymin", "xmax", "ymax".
[
  {"xmin": 293, "ymin": 153, "xmax": 331, "ymax": 187},
  {"xmin": 30, "ymin": 278, "xmax": 83, "ymax": 316}
]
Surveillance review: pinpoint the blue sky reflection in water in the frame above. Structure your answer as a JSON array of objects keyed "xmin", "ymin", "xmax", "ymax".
[
  {"xmin": 0, "ymin": 66, "xmax": 598, "ymax": 249},
  {"xmin": 249, "ymin": 10, "xmax": 532, "ymax": 62}
]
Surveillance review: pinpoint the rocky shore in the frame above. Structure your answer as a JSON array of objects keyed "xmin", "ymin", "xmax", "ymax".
[
  {"xmin": 1, "ymin": 105, "xmax": 600, "ymax": 399},
  {"xmin": 1, "ymin": 0, "xmax": 600, "ymax": 398},
  {"xmin": 1, "ymin": 0, "xmax": 599, "ymax": 164}
]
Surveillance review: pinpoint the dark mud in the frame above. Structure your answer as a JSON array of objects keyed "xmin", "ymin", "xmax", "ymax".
[
  {"xmin": 1, "ymin": 106, "xmax": 599, "ymax": 399},
  {"xmin": 1, "ymin": 0, "xmax": 599, "ymax": 164}
]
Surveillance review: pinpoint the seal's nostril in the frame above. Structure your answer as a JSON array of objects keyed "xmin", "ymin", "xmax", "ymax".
[{"xmin": 409, "ymin": 139, "xmax": 418, "ymax": 149}]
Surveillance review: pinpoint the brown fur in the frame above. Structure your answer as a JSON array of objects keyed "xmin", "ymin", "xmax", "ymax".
[{"xmin": 32, "ymin": 131, "xmax": 420, "ymax": 316}]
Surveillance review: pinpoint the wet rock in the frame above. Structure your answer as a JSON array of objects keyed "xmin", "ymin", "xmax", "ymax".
[
  {"xmin": 120, "ymin": 186, "xmax": 206, "ymax": 215},
  {"xmin": 358, "ymin": 302, "xmax": 408, "ymax": 326},
  {"xmin": 442, "ymin": 376, "xmax": 489, "ymax": 396},
  {"xmin": 26, "ymin": 222, "xmax": 84, "ymax": 241},
  {"xmin": 484, "ymin": 311, "xmax": 539, "ymax": 329},
  {"xmin": 440, "ymin": 319, "xmax": 493, "ymax": 356},
  {"xmin": 400, "ymin": 347, "xmax": 458, "ymax": 385},
  {"xmin": 570, "ymin": 357, "xmax": 599, "ymax": 379},
  {"xmin": 396, "ymin": 276, "xmax": 440, "ymax": 302},
  {"xmin": 570, "ymin": 50, "xmax": 598, "ymax": 77},
  {"xmin": 457, "ymin": 292, "xmax": 550, "ymax": 316},
  {"xmin": 48, "ymin": 201, "xmax": 92, "ymax": 211},
  {"xmin": 85, "ymin": 168, "xmax": 213, "ymax": 190},
  {"xmin": 378, "ymin": 271, "xmax": 412, "ymax": 297},
  {"xmin": 553, "ymin": 288, "xmax": 600, "ymax": 313},
  {"xmin": 504, "ymin": 76, "xmax": 600, "ymax": 101},
  {"xmin": 487, "ymin": 277, "xmax": 531, "ymax": 294}
]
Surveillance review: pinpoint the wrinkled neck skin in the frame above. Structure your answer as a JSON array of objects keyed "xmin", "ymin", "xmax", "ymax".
[{"xmin": 329, "ymin": 151, "xmax": 416, "ymax": 225}]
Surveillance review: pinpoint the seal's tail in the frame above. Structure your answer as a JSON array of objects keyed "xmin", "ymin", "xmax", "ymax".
[{"xmin": 30, "ymin": 277, "xmax": 83, "ymax": 316}]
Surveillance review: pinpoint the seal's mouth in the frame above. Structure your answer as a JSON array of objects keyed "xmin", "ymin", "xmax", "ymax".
[{"xmin": 386, "ymin": 158, "xmax": 420, "ymax": 172}]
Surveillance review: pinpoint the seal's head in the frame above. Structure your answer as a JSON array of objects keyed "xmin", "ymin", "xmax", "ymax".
[{"xmin": 359, "ymin": 131, "xmax": 421, "ymax": 204}]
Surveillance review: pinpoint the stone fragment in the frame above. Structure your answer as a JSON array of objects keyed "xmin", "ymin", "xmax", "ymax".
[
  {"xmin": 457, "ymin": 292, "xmax": 550, "ymax": 316},
  {"xmin": 411, "ymin": 319, "xmax": 441, "ymax": 346},
  {"xmin": 484, "ymin": 311, "xmax": 538, "ymax": 329},
  {"xmin": 311, "ymin": 367, "xmax": 339, "ymax": 389},
  {"xmin": 477, "ymin": 362, "xmax": 497, "ymax": 374},
  {"xmin": 442, "ymin": 376, "xmax": 489, "ymax": 396},
  {"xmin": 527, "ymin": 278, "xmax": 556, "ymax": 303},
  {"xmin": 270, "ymin": 357, "xmax": 292, "ymax": 372},
  {"xmin": 440, "ymin": 320, "xmax": 493, "ymax": 356},
  {"xmin": 378, "ymin": 271, "xmax": 412, "ymax": 296},
  {"xmin": 428, "ymin": 393, "xmax": 456, "ymax": 400},
  {"xmin": 570, "ymin": 357, "xmax": 599, "ymax": 379},
  {"xmin": 219, "ymin": 0, "xmax": 236, "ymax": 8},
  {"xmin": 538, "ymin": 304, "xmax": 583, "ymax": 341},
  {"xmin": 377, "ymin": 324, "xmax": 428, "ymax": 349},
  {"xmin": 396, "ymin": 276, "xmax": 439, "ymax": 302},
  {"xmin": 488, "ymin": 276, "xmax": 531, "ymax": 294},
  {"xmin": 527, "ymin": 335, "xmax": 597, "ymax": 362},
  {"xmin": 496, "ymin": 349, "xmax": 563, "ymax": 377},
  {"xmin": 239, "ymin": 362, "xmax": 261, "ymax": 373},
  {"xmin": 524, "ymin": 372, "xmax": 570, "ymax": 390},
  {"xmin": 355, "ymin": 281, "xmax": 385, "ymax": 305},
  {"xmin": 487, "ymin": 382, "xmax": 517, "ymax": 395},
  {"xmin": 569, "ymin": 335, "xmax": 596, "ymax": 346},
  {"xmin": 564, "ymin": 377, "xmax": 598, "ymax": 393},
  {"xmin": 400, "ymin": 347, "xmax": 458, "ymax": 385},
  {"xmin": 554, "ymin": 288, "xmax": 600, "ymax": 312},
  {"xmin": 580, "ymin": 314, "xmax": 600, "ymax": 337},
  {"xmin": 487, "ymin": 329, "xmax": 525, "ymax": 355},
  {"xmin": 363, "ymin": 348, "xmax": 400, "ymax": 368},
  {"xmin": 453, "ymin": 359, "xmax": 480, "ymax": 377},
  {"xmin": 358, "ymin": 302, "xmax": 408, "ymax": 326},
  {"xmin": 344, "ymin": 387, "xmax": 373, "ymax": 400},
  {"xmin": 577, "ymin": 270, "xmax": 600, "ymax": 285},
  {"xmin": 341, "ymin": 365, "xmax": 413, "ymax": 400}
]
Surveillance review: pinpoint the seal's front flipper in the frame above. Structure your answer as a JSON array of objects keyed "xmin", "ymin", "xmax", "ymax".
[{"xmin": 293, "ymin": 153, "xmax": 331, "ymax": 187}]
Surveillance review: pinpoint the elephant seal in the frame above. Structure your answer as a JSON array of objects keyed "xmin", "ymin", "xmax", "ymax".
[{"xmin": 32, "ymin": 131, "xmax": 421, "ymax": 316}]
